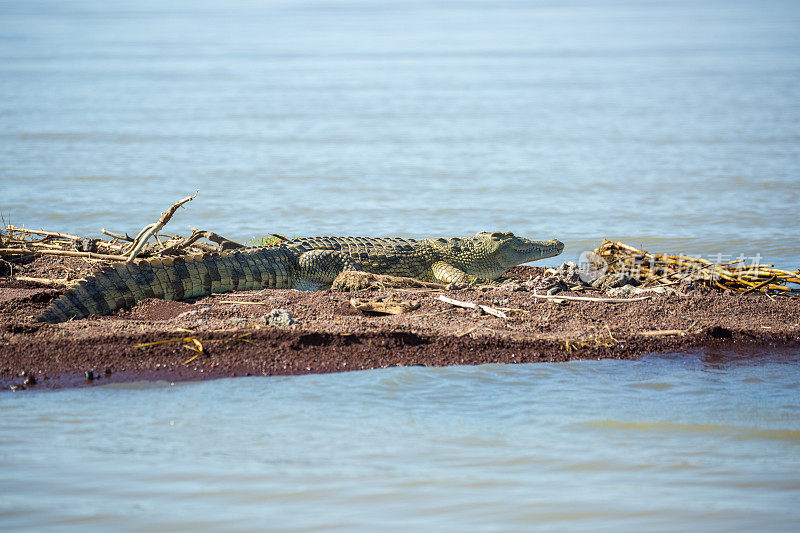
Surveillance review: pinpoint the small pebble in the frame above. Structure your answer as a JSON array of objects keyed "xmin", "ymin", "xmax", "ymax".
[{"xmin": 263, "ymin": 308, "xmax": 297, "ymax": 328}]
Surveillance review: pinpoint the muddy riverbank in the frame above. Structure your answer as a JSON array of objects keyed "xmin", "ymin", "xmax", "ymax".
[{"xmin": 2, "ymin": 259, "xmax": 798, "ymax": 390}]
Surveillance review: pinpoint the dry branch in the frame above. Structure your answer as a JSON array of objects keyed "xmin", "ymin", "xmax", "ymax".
[
  {"xmin": 101, "ymin": 229, "xmax": 133, "ymax": 241},
  {"xmin": 1, "ymin": 196, "xmax": 284, "ymax": 274},
  {"xmin": 0, "ymin": 247, "xmax": 127, "ymax": 261},
  {"xmin": 529, "ymin": 292, "xmax": 651, "ymax": 303},
  {"xmin": 4, "ymin": 226, "xmax": 80, "ymax": 240},
  {"xmin": 179, "ymin": 227, "xmax": 244, "ymax": 252},
  {"xmin": 437, "ymin": 295, "xmax": 508, "ymax": 318},
  {"xmin": 638, "ymin": 329, "xmax": 690, "ymax": 337},
  {"xmin": 218, "ymin": 300, "xmax": 272, "ymax": 305},
  {"xmin": 14, "ymin": 276, "xmax": 73, "ymax": 286},
  {"xmin": 125, "ymin": 191, "xmax": 198, "ymax": 262}
]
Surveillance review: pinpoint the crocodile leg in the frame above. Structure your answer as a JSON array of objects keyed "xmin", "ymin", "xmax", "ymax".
[{"xmin": 431, "ymin": 261, "xmax": 491, "ymax": 286}]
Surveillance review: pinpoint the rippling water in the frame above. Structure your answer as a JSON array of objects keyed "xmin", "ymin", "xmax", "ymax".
[
  {"xmin": 2, "ymin": 0, "xmax": 799, "ymax": 266},
  {"xmin": 2, "ymin": 351, "xmax": 800, "ymax": 531},
  {"xmin": 2, "ymin": 0, "xmax": 800, "ymax": 529}
]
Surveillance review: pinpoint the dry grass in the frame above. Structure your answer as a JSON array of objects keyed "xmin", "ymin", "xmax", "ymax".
[{"xmin": 594, "ymin": 240, "xmax": 800, "ymax": 295}]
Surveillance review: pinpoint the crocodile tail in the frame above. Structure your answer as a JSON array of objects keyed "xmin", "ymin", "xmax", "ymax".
[{"xmin": 35, "ymin": 248, "xmax": 295, "ymax": 323}]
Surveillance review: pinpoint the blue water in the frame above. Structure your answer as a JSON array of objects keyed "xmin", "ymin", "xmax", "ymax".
[
  {"xmin": 1, "ymin": 0, "xmax": 799, "ymax": 265},
  {"xmin": 1, "ymin": 351, "xmax": 800, "ymax": 531},
  {"xmin": 2, "ymin": 0, "xmax": 800, "ymax": 530}
]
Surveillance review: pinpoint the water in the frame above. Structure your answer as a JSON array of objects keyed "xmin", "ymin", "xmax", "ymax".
[
  {"xmin": 1, "ymin": 350, "xmax": 799, "ymax": 531},
  {"xmin": 2, "ymin": 0, "xmax": 800, "ymax": 529},
  {"xmin": 1, "ymin": 0, "xmax": 799, "ymax": 266}
]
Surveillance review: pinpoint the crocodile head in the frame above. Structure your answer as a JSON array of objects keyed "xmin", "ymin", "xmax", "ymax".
[{"xmin": 473, "ymin": 231, "xmax": 564, "ymax": 268}]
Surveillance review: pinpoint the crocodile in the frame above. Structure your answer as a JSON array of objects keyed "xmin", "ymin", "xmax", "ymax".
[{"xmin": 36, "ymin": 231, "xmax": 564, "ymax": 323}]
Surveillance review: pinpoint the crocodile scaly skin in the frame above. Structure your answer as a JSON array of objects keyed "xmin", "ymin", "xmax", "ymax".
[{"xmin": 37, "ymin": 232, "xmax": 564, "ymax": 323}]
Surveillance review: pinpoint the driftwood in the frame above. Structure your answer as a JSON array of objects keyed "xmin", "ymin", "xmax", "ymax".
[
  {"xmin": 437, "ymin": 295, "xmax": 508, "ymax": 318},
  {"xmin": 4, "ymin": 226, "xmax": 80, "ymax": 240},
  {"xmin": 101, "ymin": 229, "xmax": 133, "ymax": 241},
  {"xmin": 159, "ymin": 227, "xmax": 244, "ymax": 256},
  {"xmin": 0, "ymin": 247, "xmax": 127, "ymax": 262},
  {"xmin": 528, "ymin": 292, "xmax": 651, "ymax": 303},
  {"xmin": 0, "ymin": 192, "xmax": 249, "ymax": 269},
  {"xmin": 125, "ymin": 191, "xmax": 198, "ymax": 262},
  {"xmin": 13, "ymin": 276, "xmax": 72, "ymax": 286},
  {"xmin": 638, "ymin": 329, "xmax": 691, "ymax": 337}
]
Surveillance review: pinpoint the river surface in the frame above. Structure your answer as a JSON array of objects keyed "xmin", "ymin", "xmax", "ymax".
[
  {"xmin": 1, "ymin": 350, "xmax": 799, "ymax": 531},
  {"xmin": 1, "ymin": 0, "xmax": 800, "ymax": 530},
  {"xmin": 2, "ymin": 0, "xmax": 800, "ymax": 266}
]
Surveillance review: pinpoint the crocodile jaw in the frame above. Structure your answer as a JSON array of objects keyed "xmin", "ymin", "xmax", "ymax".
[{"xmin": 494, "ymin": 236, "xmax": 565, "ymax": 269}]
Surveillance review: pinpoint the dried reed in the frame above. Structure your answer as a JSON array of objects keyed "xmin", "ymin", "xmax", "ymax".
[{"xmin": 594, "ymin": 240, "xmax": 800, "ymax": 295}]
